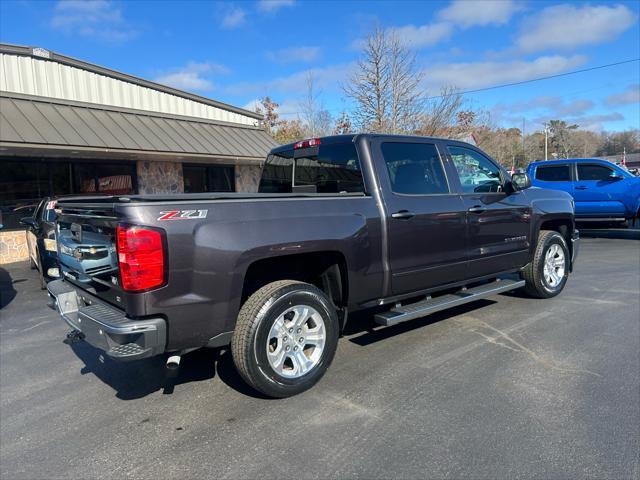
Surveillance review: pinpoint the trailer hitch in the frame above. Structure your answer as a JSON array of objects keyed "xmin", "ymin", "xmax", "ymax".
[{"xmin": 65, "ymin": 329, "xmax": 85, "ymax": 343}]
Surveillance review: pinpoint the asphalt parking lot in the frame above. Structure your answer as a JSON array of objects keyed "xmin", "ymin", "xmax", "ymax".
[{"xmin": 1, "ymin": 231, "xmax": 639, "ymax": 479}]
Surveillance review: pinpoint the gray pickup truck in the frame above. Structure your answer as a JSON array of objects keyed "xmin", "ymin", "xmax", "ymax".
[{"xmin": 48, "ymin": 134, "xmax": 579, "ymax": 397}]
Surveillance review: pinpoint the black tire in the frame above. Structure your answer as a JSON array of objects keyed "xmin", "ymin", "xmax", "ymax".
[
  {"xmin": 522, "ymin": 230, "xmax": 569, "ymax": 299},
  {"xmin": 231, "ymin": 280, "xmax": 339, "ymax": 398}
]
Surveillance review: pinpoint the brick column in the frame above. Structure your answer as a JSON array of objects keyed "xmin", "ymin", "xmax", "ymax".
[
  {"xmin": 136, "ymin": 160, "xmax": 184, "ymax": 194},
  {"xmin": 235, "ymin": 164, "xmax": 263, "ymax": 193},
  {"xmin": 0, "ymin": 230, "xmax": 29, "ymax": 264}
]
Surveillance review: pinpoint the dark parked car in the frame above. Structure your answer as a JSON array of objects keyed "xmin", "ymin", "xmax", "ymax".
[
  {"xmin": 21, "ymin": 197, "xmax": 60, "ymax": 289},
  {"xmin": 48, "ymin": 134, "xmax": 579, "ymax": 397}
]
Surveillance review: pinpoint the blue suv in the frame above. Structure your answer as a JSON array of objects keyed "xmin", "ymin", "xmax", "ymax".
[{"xmin": 528, "ymin": 158, "xmax": 640, "ymax": 223}]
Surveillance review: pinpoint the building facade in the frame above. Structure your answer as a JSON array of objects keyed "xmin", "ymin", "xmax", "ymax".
[{"xmin": 0, "ymin": 44, "xmax": 277, "ymax": 264}]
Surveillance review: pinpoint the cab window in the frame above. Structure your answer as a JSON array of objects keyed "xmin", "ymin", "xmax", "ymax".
[
  {"xmin": 577, "ymin": 164, "xmax": 613, "ymax": 181},
  {"xmin": 448, "ymin": 146, "xmax": 503, "ymax": 193},
  {"xmin": 381, "ymin": 142, "xmax": 449, "ymax": 195},
  {"xmin": 535, "ymin": 165, "xmax": 571, "ymax": 182}
]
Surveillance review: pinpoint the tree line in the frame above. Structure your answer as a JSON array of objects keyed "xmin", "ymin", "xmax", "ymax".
[{"xmin": 255, "ymin": 27, "xmax": 639, "ymax": 168}]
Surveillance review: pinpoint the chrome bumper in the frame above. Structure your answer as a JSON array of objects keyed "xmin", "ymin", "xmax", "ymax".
[{"xmin": 47, "ymin": 279, "xmax": 166, "ymax": 361}]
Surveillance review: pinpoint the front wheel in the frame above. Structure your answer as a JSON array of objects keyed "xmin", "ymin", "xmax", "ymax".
[
  {"xmin": 231, "ymin": 280, "xmax": 339, "ymax": 398},
  {"xmin": 522, "ymin": 230, "xmax": 569, "ymax": 299}
]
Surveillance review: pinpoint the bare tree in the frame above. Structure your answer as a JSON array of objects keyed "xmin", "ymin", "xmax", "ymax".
[
  {"xmin": 344, "ymin": 27, "xmax": 423, "ymax": 133},
  {"xmin": 344, "ymin": 27, "xmax": 388, "ymax": 131},
  {"xmin": 300, "ymin": 73, "xmax": 320, "ymax": 136},
  {"xmin": 416, "ymin": 86, "xmax": 463, "ymax": 136},
  {"xmin": 299, "ymin": 72, "xmax": 332, "ymax": 137},
  {"xmin": 387, "ymin": 33, "xmax": 424, "ymax": 133}
]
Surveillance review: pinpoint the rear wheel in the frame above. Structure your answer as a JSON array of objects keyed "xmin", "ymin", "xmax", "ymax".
[
  {"xmin": 522, "ymin": 230, "xmax": 569, "ymax": 299},
  {"xmin": 231, "ymin": 280, "xmax": 339, "ymax": 398}
]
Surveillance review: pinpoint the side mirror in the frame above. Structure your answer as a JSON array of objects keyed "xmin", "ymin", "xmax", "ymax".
[
  {"xmin": 20, "ymin": 217, "xmax": 36, "ymax": 228},
  {"xmin": 511, "ymin": 172, "xmax": 531, "ymax": 191},
  {"xmin": 609, "ymin": 173, "xmax": 624, "ymax": 181}
]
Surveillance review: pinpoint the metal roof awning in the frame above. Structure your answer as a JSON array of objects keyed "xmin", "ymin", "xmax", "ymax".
[{"xmin": 0, "ymin": 92, "xmax": 278, "ymax": 163}]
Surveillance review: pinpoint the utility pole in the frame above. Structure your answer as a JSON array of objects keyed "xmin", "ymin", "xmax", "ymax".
[
  {"xmin": 544, "ymin": 122, "xmax": 549, "ymax": 161},
  {"xmin": 522, "ymin": 118, "xmax": 526, "ymax": 166}
]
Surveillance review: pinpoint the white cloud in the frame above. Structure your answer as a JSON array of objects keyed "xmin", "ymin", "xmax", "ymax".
[
  {"xmin": 438, "ymin": 0, "xmax": 522, "ymax": 28},
  {"xmin": 265, "ymin": 46, "xmax": 321, "ymax": 64},
  {"xmin": 154, "ymin": 62, "xmax": 230, "ymax": 92},
  {"xmin": 221, "ymin": 7, "xmax": 246, "ymax": 29},
  {"xmin": 50, "ymin": 0, "xmax": 137, "ymax": 43},
  {"xmin": 243, "ymin": 98, "xmax": 263, "ymax": 112},
  {"xmin": 350, "ymin": 22, "xmax": 452, "ymax": 51},
  {"xmin": 271, "ymin": 98, "xmax": 303, "ymax": 120},
  {"xmin": 423, "ymin": 55, "xmax": 587, "ymax": 91},
  {"xmin": 257, "ymin": 0, "xmax": 295, "ymax": 13},
  {"xmin": 242, "ymin": 97, "xmax": 300, "ymax": 120},
  {"xmin": 351, "ymin": 0, "xmax": 519, "ymax": 51},
  {"xmin": 512, "ymin": 96, "xmax": 594, "ymax": 116},
  {"xmin": 224, "ymin": 63, "xmax": 354, "ymax": 97},
  {"xmin": 391, "ymin": 22, "xmax": 453, "ymax": 48},
  {"xmin": 532, "ymin": 112, "xmax": 625, "ymax": 131},
  {"xmin": 517, "ymin": 4, "xmax": 637, "ymax": 53},
  {"xmin": 605, "ymin": 84, "xmax": 640, "ymax": 106}
]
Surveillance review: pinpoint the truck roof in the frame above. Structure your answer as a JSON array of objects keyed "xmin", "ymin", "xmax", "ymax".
[
  {"xmin": 270, "ymin": 133, "xmax": 476, "ymax": 154},
  {"xmin": 529, "ymin": 158, "xmax": 616, "ymax": 166}
]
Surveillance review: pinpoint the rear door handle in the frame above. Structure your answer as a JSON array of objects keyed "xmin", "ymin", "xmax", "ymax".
[
  {"xmin": 391, "ymin": 210, "xmax": 415, "ymax": 220},
  {"xmin": 467, "ymin": 205, "xmax": 486, "ymax": 214},
  {"xmin": 575, "ymin": 185, "xmax": 588, "ymax": 190}
]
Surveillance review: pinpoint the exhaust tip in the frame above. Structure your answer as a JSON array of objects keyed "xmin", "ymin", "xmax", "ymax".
[{"xmin": 166, "ymin": 355, "xmax": 181, "ymax": 370}]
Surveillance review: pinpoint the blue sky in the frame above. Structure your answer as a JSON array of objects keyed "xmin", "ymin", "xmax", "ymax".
[{"xmin": 1, "ymin": 0, "xmax": 639, "ymax": 132}]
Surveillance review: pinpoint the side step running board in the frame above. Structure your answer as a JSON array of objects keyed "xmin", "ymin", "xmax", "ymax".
[{"xmin": 374, "ymin": 278, "xmax": 525, "ymax": 327}]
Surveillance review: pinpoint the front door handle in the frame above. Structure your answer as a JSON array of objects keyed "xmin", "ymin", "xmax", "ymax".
[
  {"xmin": 467, "ymin": 205, "xmax": 486, "ymax": 214},
  {"xmin": 575, "ymin": 185, "xmax": 588, "ymax": 190},
  {"xmin": 391, "ymin": 210, "xmax": 415, "ymax": 220}
]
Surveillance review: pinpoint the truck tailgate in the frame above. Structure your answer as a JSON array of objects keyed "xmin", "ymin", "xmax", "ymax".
[{"xmin": 56, "ymin": 201, "xmax": 124, "ymax": 308}]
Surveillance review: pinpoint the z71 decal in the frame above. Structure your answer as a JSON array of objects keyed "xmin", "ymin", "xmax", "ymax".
[{"xmin": 157, "ymin": 210, "xmax": 208, "ymax": 221}]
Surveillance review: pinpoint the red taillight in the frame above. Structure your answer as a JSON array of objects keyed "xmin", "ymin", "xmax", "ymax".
[
  {"xmin": 294, "ymin": 138, "xmax": 321, "ymax": 149},
  {"xmin": 116, "ymin": 225, "xmax": 166, "ymax": 292}
]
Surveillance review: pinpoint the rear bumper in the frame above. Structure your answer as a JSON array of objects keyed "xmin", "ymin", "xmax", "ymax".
[
  {"xmin": 570, "ymin": 229, "xmax": 580, "ymax": 270},
  {"xmin": 47, "ymin": 279, "xmax": 166, "ymax": 361}
]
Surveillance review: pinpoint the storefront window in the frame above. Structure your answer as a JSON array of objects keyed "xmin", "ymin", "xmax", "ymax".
[
  {"xmin": 96, "ymin": 164, "xmax": 134, "ymax": 194},
  {"xmin": 183, "ymin": 165, "xmax": 207, "ymax": 193},
  {"xmin": 73, "ymin": 163, "xmax": 97, "ymax": 194},
  {"xmin": 1, "ymin": 159, "xmax": 136, "ymax": 230},
  {"xmin": 50, "ymin": 163, "xmax": 72, "ymax": 196},
  {"xmin": 0, "ymin": 162, "xmax": 47, "ymax": 229},
  {"xmin": 208, "ymin": 165, "xmax": 235, "ymax": 192},
  {"xmin": 183, "ymin": 164, "xmax": 235, "ymax": 193}
]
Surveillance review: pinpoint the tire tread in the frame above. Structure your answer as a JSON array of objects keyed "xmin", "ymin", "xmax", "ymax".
[
  {"xmin": 522, "ymin": 230, "xmax": 567, "ymax": 298},
  {"xmin": 232, "ymin": 280, "xmax": 328, "ymax": 396}
]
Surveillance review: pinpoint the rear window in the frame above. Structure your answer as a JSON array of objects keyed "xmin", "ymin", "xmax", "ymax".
[
  {"xmin": 535, "ymin": 165, "xmax": 571, "ymax": 182},
  {"xmin": 259, "ymin": 143, "xmax": 364, "ymax": 194},
  {"xmin": 577, "ymin": 164, "xmax": 612, "ymax": 181},
  {"xmin": 259, "ymin": 151, "xmax": 294, "ymax": 193}
]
